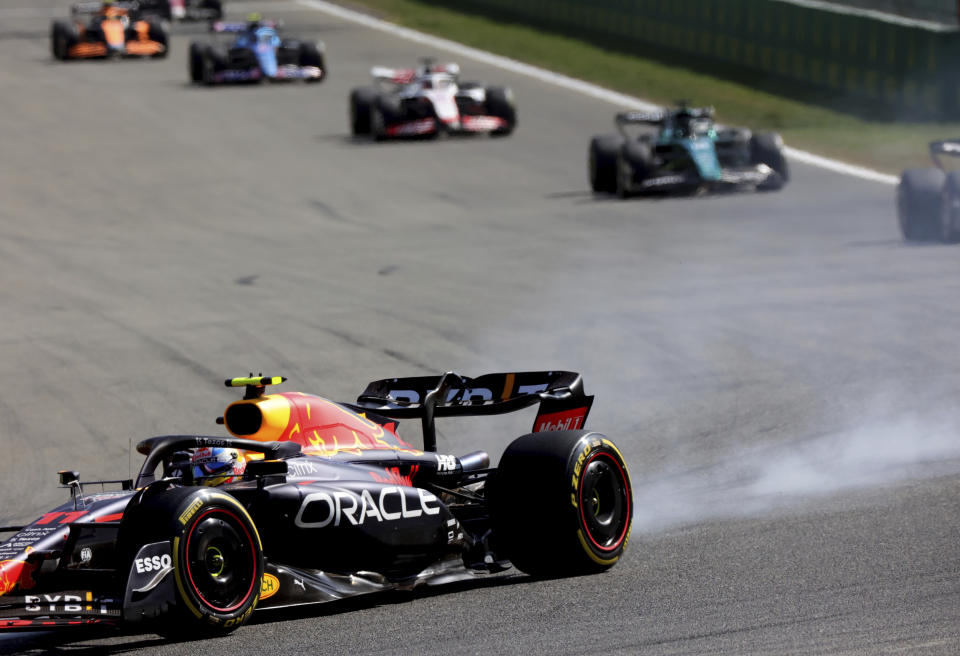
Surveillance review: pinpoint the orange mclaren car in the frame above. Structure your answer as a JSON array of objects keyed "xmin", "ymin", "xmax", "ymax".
[{"xmin": 51, "ymin": 1, "xmax": 168, "ymax": 60}]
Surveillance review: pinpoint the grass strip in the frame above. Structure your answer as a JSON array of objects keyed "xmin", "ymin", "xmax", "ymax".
[{"xmin": 335, "ymin": 0, "xmax": 960, "ymax": 173}]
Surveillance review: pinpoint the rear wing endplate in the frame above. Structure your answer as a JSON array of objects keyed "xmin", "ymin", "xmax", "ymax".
[
  {"xmin": 350, "ymin": 371, "xmax": 594, "ymax": 452},
  {"xmin": 930, "ymin": 139, "xmax": 960, "ymax": 169}
]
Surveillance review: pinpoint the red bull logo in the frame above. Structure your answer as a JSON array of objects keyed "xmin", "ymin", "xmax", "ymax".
[{"xmin": 0, "ymin": 558, "xmax": 37, "ymax": 596}]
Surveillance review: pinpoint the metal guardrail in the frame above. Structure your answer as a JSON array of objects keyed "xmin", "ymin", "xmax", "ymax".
[
  {"xmin": 820, "ymin": 0, "xmax": 957, "ymax": 25},
  {"xmin": 433, "ymin": 0, "xmax": 960, "ymax": 118}
]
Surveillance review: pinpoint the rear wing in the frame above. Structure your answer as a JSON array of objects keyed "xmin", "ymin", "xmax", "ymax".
[
  {"xmin": 211, "ymin": 20, "xmax": 280, "ymax": 32},
  {"xmin": 350, "ymin": 371, "xmax": 594, "ymax": 452},
  {"xmin": 616, "ymin": 111, "xmax": 665, "ymax": 137},
  {"xmin": 930, "ymin": 139, "xmax": 960, "ymax": 169},
  {"xmin": 371, "ymin": 66, "xmax": 416, "ymax": 85},
  {"xmin": 71, "ymin": 1, "xmax": 139, "ymax": 15},
  {"xmin": 616, "ymin": 111, "xmax": 665, "ymax": 126},
  {"xmin": 371, "ymin": 62, "xmax": 460, "ymax": 86}
]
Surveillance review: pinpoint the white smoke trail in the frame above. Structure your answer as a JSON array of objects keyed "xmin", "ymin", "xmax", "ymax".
[{"xmin": 632, "ymin": 411, "xmax": 960, "ymax": 533}]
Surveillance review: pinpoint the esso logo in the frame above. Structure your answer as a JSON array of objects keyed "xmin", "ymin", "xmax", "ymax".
[{"xmin": 134, "ymin": 554, "xmax": 172, "ymax": 574}]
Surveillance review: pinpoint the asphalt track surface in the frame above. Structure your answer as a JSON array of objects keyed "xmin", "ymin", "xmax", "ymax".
[{"xmin": 1, "ymin": 1, "xmax": 959, "ymax": 653}]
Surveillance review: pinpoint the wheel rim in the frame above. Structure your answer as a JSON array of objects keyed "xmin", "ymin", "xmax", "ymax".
[
  {"xmin": 578, "ymin": 453, "xmax": 630, "ymax": 552},
  {"xmin": 184, "ymin": 508, "xmax": 257, "ymax": 612}
]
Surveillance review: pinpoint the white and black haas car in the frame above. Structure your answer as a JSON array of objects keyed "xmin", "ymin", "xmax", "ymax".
[
  {"xmin": 349, "ymin": 59, "xmax": 516, "ymax": 140},
  {"xmin": 897, "ymin": 139, "xmax": 960, "ymax": 242},
  {"xmin": 138, "ymin": 0, "xmax": 223, "ymax": 21},
  {"xmin": 0, "ymin": 372, "xmax": 631, "ymax": 637},
  {"xmin": 589, "ymin": 104, "xmax": 789, "ymax": 197}
]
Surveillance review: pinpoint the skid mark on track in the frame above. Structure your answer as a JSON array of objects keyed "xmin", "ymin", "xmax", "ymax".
[{"xmin": 313, "ymin": 325, "xmax": 435, "ymax": 373}]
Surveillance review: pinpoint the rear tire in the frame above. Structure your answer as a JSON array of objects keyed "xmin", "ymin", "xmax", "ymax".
[
  {"xmin": 298, "ymin": 42, "xmax": 325, "ymax": 82},
  {"xmin": 898, "ymin": 168, "xmax": 945, "ymax": 241},
  {"xmin": 588, "ymin": 134, "xmax": 623, "ymax": 194},
  {"xmin": 200, "ymin": 48, "xmax": 225, "ymax": 86},
  {"xmin": 489, "ymin": 431, "xmax": 632, "ymax": 578},
  {"xmin": 147, "ymin": 20, "xmax": 168, "ymax": 59},
  {"xmin": 203, "ymin": 0, "xmax": 223, "ymax": 20},
  {"xmin": 939, "ymin": 171, "xmax": 960, "ymax": 243},
  {"xmin": 750, "ymin": 132, "xmax": 789, "ymax": 190}
]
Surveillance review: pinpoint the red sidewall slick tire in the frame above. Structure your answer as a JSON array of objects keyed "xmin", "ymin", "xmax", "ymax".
[
  {"xmin": 170, "ymin": 491, "xmax": 263, "ymax": 634},
  {"xmin": 120, "ymin": 486, "xmax": 263, "ymax": 637},
  {"xmin": 489, "ymin": 430, "xmax": 633, "ymax": 577}
]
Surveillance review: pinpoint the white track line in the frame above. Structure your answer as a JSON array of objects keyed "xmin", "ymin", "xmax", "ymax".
[{"xmin": 298, "ymin": 0, "xmax": 900, "ymax": 186}]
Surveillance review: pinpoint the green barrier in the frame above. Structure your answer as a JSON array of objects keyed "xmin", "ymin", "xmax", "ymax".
[{"xmin": 435, "ymin": 0, "xmax": 960, "ymax": 118}]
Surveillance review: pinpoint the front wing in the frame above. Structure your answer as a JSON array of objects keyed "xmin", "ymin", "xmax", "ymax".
[
  {"xmin": 66, "ymin": 38, "xmax": 165, "ymax": 59},
  {"xmin": 208, "ymin": 64, "xmax": 322, "ymax": 84},
  {"xmin": 382, "ymin": 115, "xmax": 508, "ymax": 138},
  {"xmin": 0, "ymin": 545, "xmax": 489, "ymax": 631},
  {"xmin": 636, "ymin": 164, "xmax": 778, "ymax": 192}
]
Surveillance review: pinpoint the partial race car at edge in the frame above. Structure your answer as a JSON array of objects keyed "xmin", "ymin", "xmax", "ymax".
[
  {"xmin": 0, "ymin": 372, "xmax": 631, "ymax": 638},
  {"xmin": 897, "ymin": 139, "xmax": 960, "ymax": 243}
]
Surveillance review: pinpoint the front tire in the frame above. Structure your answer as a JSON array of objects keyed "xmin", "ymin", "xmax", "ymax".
[
  {"xmin": 188, "ymin": 42, "xmax": 205, "ymax": 82},
  {"xmin": 750, "ymin": 132, "xmax": 789, "ymax": 191},
  {"xmin": 484, "ymin": 86, "xmax": 516, "ymax": 136},
  {"xmin": 588, "ymin": 134, "xmax": 623, "ymax": 194},
  {"xmin": 51, "ymin": 20, "xmax": 75, "ymax": 61},
  {"xmin": 298, "ymin": 42, "xmax": 325, "ymax": 82},
  {"xmin": 350, "ymin": 87, "xmax": 378, "ymax": 136},
  {"xmin": 898, "ymin": 168, "xmax": 945, "ymax": 241},
  {"xmin": 147, "ymin": 20, "xmax": 168, "ymax": 58},
  {"xmin": 489, "ymin": 431, "xmax": 632, "ymax": 577},
  {"xmin": 616, "ymin": 140, "xmax": 652, "ymax": 199},
  {"xmin": 120, "ymin": 486, "xmax": 263, "ymax": 637}
]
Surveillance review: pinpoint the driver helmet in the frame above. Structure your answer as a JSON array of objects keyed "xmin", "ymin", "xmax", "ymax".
[
  {"xmin": 246, "ymin": 11, "xmax": 262, "ymax": 29},
  {"xmin": 191, "ymin": 446, "xmax": 246, "ymax": 486}
]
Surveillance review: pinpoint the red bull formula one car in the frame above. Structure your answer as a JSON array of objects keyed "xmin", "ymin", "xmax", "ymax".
[
  {"xmin": 0, "ymin": 372, "xmax": 631, "ymax": 637},
  {"xmin": 349, "ymin": 59, "xmax": 516, "ymax": 140},
  {"xmin": 51, "ymin": 1, "xmax": 168, "ymax": 61}
]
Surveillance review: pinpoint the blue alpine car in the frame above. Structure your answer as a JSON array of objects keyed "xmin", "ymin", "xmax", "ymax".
[{"xmin": 189, "ymin": 16, "xmax": 325, "ymax": 85}]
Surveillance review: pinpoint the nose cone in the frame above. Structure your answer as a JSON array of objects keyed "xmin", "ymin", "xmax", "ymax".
[
  {"xmin": 101, "ymin": 20, "xmax": 126, "ymax": 51},
  {"xmin": 0, "ymin": 559, "xmax": 38, "ymax": 596},
  {"xmin": 256, "ymin": 44, "xmax": 277, "ymax": 78},
  {"xmin": 427, "ymin": 90, "xmax": 460, "ymax": 125}
]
